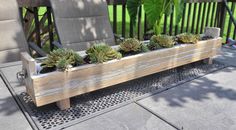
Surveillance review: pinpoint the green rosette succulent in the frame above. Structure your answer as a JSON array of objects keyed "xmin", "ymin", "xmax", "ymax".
[
  {"xmin": 86, "ymin": 43, "xmax": 122, "ymax": 63},
  {"xmin": 148, "ymin": 35, "xmax": 163, "ymax": 50},
  {"xmin": 176, "ymin": 33, "xmax": 200, "ymax": 44},
  {"xmin": 148, "ymin": 35, "xmax": 175, "ymax": 49},
  {"xmin": 119, "ymin": 38, "xmax": 149, "ymax": 55},
  {"xmin": 120, "ymin": 38, "xmax": 141, "ymax": 52},
  {"xmin": 140, "ymin": 44, "xmax": 149, "ymax": 52},
  {"xmin": 56, "ymin": 57, "xmax": 72, "ymax": 71},
  {"xmin": 41, "ymin": 48, "xmax": 84, "ymax": 71}
]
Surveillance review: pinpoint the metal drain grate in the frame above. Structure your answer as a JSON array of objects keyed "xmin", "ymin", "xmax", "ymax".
[{"xmin": 18, "ymin": 61, "xmax": 226, "ymax": 130}]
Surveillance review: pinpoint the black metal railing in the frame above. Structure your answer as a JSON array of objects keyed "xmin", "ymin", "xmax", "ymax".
[
  {"xmin": 224, "ymin": 0, "xmax": 236, "ymax": 40},
  {"xmin": 17, "ymin": 0, "xmax": 236, "ymax": 52}
]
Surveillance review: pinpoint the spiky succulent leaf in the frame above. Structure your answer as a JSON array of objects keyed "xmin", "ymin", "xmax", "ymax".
[
  {"xmin": 41, "ymin": 48, "xmax": 84, "ymax": 70},
  {"xmin": 140, "ymin": 44, "xmax": 150, "ymax": 52},
  {"xmin": 120, "ymin": 38, "xmax": 141, "ymax": 52},
  {"xmin": 157, "ymin": 35, "xmax": 175, "ymax": 48},
  {"xmin": 56, "ymin": 57, "xmax": 71, "ymax": 71},
  {"xmin": 86, "ymin": 43, "xmax": 122, "ymax": 63},
  {"xmin": 176, "ymin": 33, "xmax": 200, "ymax": 44},
  {"xmin": 148, "ymin": 35, "xmax": 175, "ymax": 48},
  {"xmin": 148, "ymin": 35, "xmax": 163, "ymax": 50}
]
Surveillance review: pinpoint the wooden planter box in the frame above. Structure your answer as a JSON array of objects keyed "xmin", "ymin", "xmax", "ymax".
[{"xmin": 21, "ymin": 38, "xmax": 222, "ymax": 110}]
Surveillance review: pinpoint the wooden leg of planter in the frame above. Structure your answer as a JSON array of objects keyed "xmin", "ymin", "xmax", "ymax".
[
  {"xmin": 204, "ymin": 57, "xmax": 213, "ymax": 64},
  {"xmin": 56, "ymin": 98, "xmax": 70, "ymax": 110}
]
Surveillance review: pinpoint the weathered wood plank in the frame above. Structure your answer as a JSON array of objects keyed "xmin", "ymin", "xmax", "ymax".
[
  {"xmin": 21, "ymin": 52, "xmax": 37, "ymax": 102},
  {"xmin": 35, "ymin": 49, "xmax": 219, "ymax": 106},
  {"xmin": 56, "ymin": 98, "xmax": 70, "ymax": 110}
]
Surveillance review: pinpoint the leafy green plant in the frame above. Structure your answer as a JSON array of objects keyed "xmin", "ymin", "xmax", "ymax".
[
  {"xmin": 127, "ymin": 0, "xmax": 184, "ymax": 35},
  {"xmin": 176, "ymin": 33, "xmax": 200, "ymax": 44},
  {"xmin": 86, "ymin": 43, "xmax": 122, "ymax": 63},
  {"xmin": 148, "ymin": 35, "xmax": 175, "ymax": 49},
  {"xmin": 41, "ymin": 48, "xmax": 84, "ymax": 71},
  {"xmin": 119, "ymin": 38, "xmax": 149, "ymax": 54}
]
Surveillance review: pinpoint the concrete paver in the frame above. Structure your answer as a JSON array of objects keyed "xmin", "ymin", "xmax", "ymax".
[
  {"xmin": 0, "ymin": 77, "xmax": 32, "ymax": 130},
  {"xmin": 65, "ymin": 103, "xmax": 176, "ymax": 130},
  {"xmin": 215, "ymin": 47, "xmax": 236, "ymax": 66},
  {"xmin": 138, "ymin": 67, "xmax": 236, "ymax": 130}
]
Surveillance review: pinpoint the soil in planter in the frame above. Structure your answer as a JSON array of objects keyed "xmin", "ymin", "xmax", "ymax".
[
  {"xmin": 83, "ymin": 55, "xmax": 91, "ymax": 64},
  {"xmin": 119, "ymin": 50, "xmax": 142, "ymax": 57},
  {"xmin": 201, "ymin": 36, "xmax": 214, "ymax": 41},
  {"xmin": 40, "ymin": 67, "xmax": 56, "ymax": 74}
]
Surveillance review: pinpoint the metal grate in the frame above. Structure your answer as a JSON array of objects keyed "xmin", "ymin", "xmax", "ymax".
[{"xmin": 18, "ymin": 61, "xmax": 226, "ymax": 130}]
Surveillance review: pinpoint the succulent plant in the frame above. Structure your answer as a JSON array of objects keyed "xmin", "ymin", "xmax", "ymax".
[
  {"xmin": 86, "ymin": 43, "xmax": 122, "ymax": 63},
  {"xmin": 120, "ymin": 38, "xmax": 142, "ymax": 52},
  {"xmin": 148, "ymin": 35, "xmax": 163, "ymax": 50},
  {"xmin": 56, "ymin": 57, "xmax": 72, "ymax": 71},
  {"xmin": 41, "ymin": 48, "xmax": 84, "ymax": 71},
  {"xmin": 176, "ymin": 33, "xmax": 200, "ymax": 44},
  {"xmin": 140, "ymin": 44, "xmax": 150, "ymax": 52},
  {"xmin": 148, "ymin": 35, "xmax": 175, "ymax": 49}
]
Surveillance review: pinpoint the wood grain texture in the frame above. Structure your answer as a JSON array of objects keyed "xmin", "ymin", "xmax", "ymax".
[
  {"xmin": 21, "ymin": 52, "xmax": 37, "ymax": 102},
  {"xmin": 56, "ymin": 98, "xmax": 70, "ymax": 110},
  {"xmin": 22, "ymin": 38, "xmax": 222, "ymax": 107}
]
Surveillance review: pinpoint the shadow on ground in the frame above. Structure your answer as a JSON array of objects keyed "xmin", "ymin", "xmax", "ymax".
[{"xmin": 147, "ymin": 67, "xmax": 236, "ymax": 107}]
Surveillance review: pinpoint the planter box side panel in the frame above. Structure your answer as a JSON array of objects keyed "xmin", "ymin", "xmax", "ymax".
[
  {"xmin": 32, "ymin": 38, "xmax": 222, "ymax": 106},
  {"xmin": 21, "ymin": 52, "xmax": 37, "ymax": 102}
]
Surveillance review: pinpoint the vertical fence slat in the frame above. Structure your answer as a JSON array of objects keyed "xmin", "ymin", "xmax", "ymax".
[
  {"xmin": 129, "ymin": 19, "xmax": 134, "ymax": 37},
  {"xmin": 113, "ymin": 1, "xmax": 117, "ymax": 34},
  {"xmin": 226, "ymin": 3, "xmax": 235, "ymax": 39},
  {"xmin": 205, "ymin": 2, "xmax": 211, "ymax": 27},
  {"xmin": 173, "ymin": 6, "xmax": 179, "ymax": 35},
  {"xmin": 233, "ymin": 26, "xmax": 236, "ymax": 39},
  {"xmin": 191, "ymin": 3, "xmax": 197, "ymax": 33},
  {"xmin": 181, "ymin": 3, "xmax": 187, "ymax": 33},
  {"xmin": 186, "ymin": 3, "xmax": 192, "ymax": 32},
  {"xmin": 200, "ymin": 2, "xmax": 207, "ymax": 34},
  {"xmin": 47, "ymin": 7, "xmax": 54, "ymax": 51},
  {"xmin": 144, "ymin": 14, "xmax": 147, "ymax": 37},
  {"xmin": 129, "ymin": 0, "xmax": 134, "ymax": 38},
  {"xmin": 211, "ymin": 2, "xmax": 217, "ymax": 27},
  {"xmin": 122, "ymin": 2, "xmax": 126, "ymax": 38},
  {"xmin": 219, "ymin": 2, "xmax": 226, "ymax": 37},
  {"xmin": 33, "ymin": 7, "xmax": 41, "ymax": 48},
  {"xmin": 196, "ymin": 3, "xmax": 202, "ymax": 34},
  {"xmin": 169, "ymin": 6, "xmax": 174, "ymax": 35},
  {"xmin": 175, "ymin": 25, "xmax": 178, "ymax": 35},
  {"xmin": 174, "ymin": 6, "xmax": 178, "ymax": 36},
  {"xmin": 163, "ymin": 15, "xmax": 168, "ymax": 34},
  {"xmin": 214, "ymin": 3, "xmax": 220, "ymax": 27},
  {"xmin": 137, "ymin": 5, "xmax": 142, "ymax": 39}
]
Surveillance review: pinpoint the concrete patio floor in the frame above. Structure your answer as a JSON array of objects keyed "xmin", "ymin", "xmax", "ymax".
[{"xmin": 0, "ymin": 47, "xmax": 236, "ymax": 130}]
